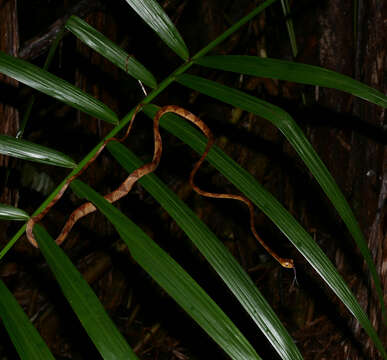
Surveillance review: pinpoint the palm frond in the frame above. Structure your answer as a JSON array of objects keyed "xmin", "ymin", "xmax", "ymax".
[{"xmin": 0, "ymin": 1, "xmax": 385, "ymax": 358}]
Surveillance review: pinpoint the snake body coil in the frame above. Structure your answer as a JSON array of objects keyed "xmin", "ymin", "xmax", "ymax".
[{"xmin": 26, "ymin": 105, "xmax": 293, "ymax": 269}]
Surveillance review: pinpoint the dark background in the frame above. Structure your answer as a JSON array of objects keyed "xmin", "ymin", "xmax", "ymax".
[{"xmin": 0, "ymin": 0, "xmax": 386, "ymax": 359}]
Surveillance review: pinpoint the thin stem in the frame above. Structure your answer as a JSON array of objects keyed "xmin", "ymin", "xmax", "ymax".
[
  {"xmin": 0, "ymin": 0, "xmax": 278, "ymax": 259},
  {"xmin": 193, "ymin": 0, "xmax": 278, "ymax": 60},
  {"xmin": 280, "ymin": 0, "xmax": 297, "ymax": 58},
  {"xmin": 17, "ymin": 28, "xmax": 67, "ymax": 139}
]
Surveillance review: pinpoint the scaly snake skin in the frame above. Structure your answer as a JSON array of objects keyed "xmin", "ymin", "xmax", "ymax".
[{"xmin": 26, "ymin": 105, "xmax": 294, "ymax": 269}]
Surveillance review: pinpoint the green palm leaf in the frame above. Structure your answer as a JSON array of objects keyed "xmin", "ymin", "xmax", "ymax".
[
  {"xmin": 176, "ymin": 73, "xmax": 386, "ymax": 322},
  {"xmin": 65, "ymin": 16, "xmax": 157, "ymax": 88},
  {"xmin": 70, "ymin": 179, "xmax": 263, "ymax": 360},
  {"xmin": 195, "ymin": 56, "xmax": 387, "ymax": 108},
  {"xmin": 142, "ymin": 104, "xmax": 387, "ymax": 359},
  {"xmin": 123, "ymin": 0, "xmax": 189, "ymax": 60},
  {"xmin": 0, "ymin": 279, "xmax": 55, "ymax": 359},
  {"xmin": 0, "ymin": 134, "xmax": 76, "ymax": 168},
  {"xmin": 33, "ymin": 224, "xmax": 139, "ymax": 360},
  {"xmin": 107, "ymin": 141, "xmax": 303, "ymax": 360},
  {"xmin": 0, "ymin": 204, "xmax": 29, "ymax": 220},
  {"xmin": 0, "ymin": 51, "xmax": 118, "ymax": 124}
]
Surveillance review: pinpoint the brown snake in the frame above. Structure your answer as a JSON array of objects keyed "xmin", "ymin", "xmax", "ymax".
[{"xmin": 26, "ymin": 105, "xmax": 294, "ymax": 269}]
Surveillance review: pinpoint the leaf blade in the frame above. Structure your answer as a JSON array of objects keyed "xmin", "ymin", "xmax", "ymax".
[
  {"xmin": 0, "ymin": 135, "xmax": 76, "ymax": 168},
  {"xmin": 0, "ymin": 204, "xmax": 29, "ymax": 221},
  {"xmin": 0, "ymin": 51, "xmax": 118, "ymax": 124},
  {"xmin": 196, "ymin": 55, "xmax": 387, "ymax": 108},
  {"xmin": 0, "ymin": 279, "xmax": 56, "ymax": 360},
  {"xmin": 124, "ymin": 0, "xmax": 189, "ymax": 60},
  {"xmin": 66, "ymin": 16, "xmax": 157, "ymax": 88},
  {"xmin": 33, "ymin": 224, "xmax": 139, "ymax": 360}
]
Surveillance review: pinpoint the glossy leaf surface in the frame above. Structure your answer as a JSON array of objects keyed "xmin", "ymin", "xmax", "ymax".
[
  {"xmin": 34, "ymin": 225, "xmax": 139, "ymax": 360},
  {"xmin": 196, "ymin": 56, "xmax": 387, "ymax": 108},
  {"xmin": 66, "ymin": 16, "xmax": 157, "ymax": 88},
  {"xmin": 0, "ymin": 51, "xmax": 118, "ymax": 124},
  {"xmin": 0, "ymin": 135, "xmax": 76, "ymax": 168},
  {"xmin": 0, "ymin": 204, "xmax": 29, "ymax": 221},
  {"xmin": 124, "ymin": 0, "xmax": 189, "ymax": 60},
  {"xmin": 0, "ymin": 279, "xmax": 55, "ymax": 360}
]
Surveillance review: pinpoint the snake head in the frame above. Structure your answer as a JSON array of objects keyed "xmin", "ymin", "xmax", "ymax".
[{"xmin": 281, "ymin": 259, "xmax": 294, "ymax": 269}]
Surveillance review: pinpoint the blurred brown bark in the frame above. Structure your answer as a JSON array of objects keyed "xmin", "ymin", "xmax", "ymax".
[
  {"xmin": 18, "ymin": 0, "xmax": 103, "ymax": 60},
  {"xmin": 0, "ymin": 0, "xmax": 20, "ymax": 218},
  {"xmin": 313, "ymin": 0, "xmax": 387, "ymax": 358}
]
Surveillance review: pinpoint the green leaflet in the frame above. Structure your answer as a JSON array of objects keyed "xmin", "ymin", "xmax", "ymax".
[
  {"xmin": 0, "ymin": 51, "xmax": 118, "ymax": 124},
  {"xmin": 70, "ymin": 179, "xmax": 262, "ymax": 360},
  {"xmin": 66, "ymin": 16, "xmax": 157, "ymax": 88},
  {"xmin": 0, "ymin": 204, "xmax": 29, "ymax": 221},
  {"xmin": 195, "ymin": 55, "xmax": 387, "ymax": 108},
  {"xmin": 0, "ymin": 279, "xmax": 55, "ymax": 359},
  {"xmin": 33, "ymin": 224, "xmax": 139, "ymax": 360},
  {"xmin": 107, "ymin": 141, "xmax": 303, "ymax": 360},
  {"xmin": 0, "ymin": 135, "xmax": 76, "ymax": 168},
  {"xmin": 123, "ymin": 0, "xmax": 189, "ymax": 60}
]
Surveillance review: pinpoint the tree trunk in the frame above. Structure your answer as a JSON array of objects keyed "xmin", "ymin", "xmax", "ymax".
[
  {"xmin": 314, "ymin": 1, "xmax": 387, "ymax": 358},
  {"xmin": 0, "ymin": 0, "xmax": 20, "ymax": 242}
]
